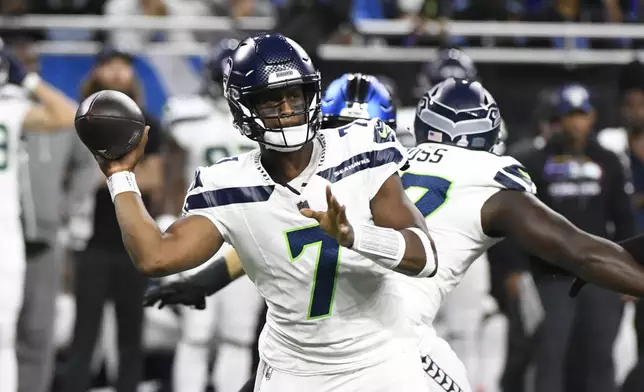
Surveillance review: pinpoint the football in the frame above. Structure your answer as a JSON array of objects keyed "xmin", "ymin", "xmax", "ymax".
[{"xmin": 75, "ymin": 90, "xmax": 146, "ymax": 160}]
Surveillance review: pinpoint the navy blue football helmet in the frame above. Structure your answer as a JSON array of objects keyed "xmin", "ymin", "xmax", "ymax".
[
  {"xmin": 223, "ymin": 33, "xmax": 321, "ymax": 152},
  {"xmin": 202, "ymin": 38, "xmax": 240, "ymax": 99},
  {"xmin": 414, "ymin": 78, "xmax": 501, "ymax": 151},
  {"xmin": 321, "ymin": 73, "xmax": 396, "ymax": 129}
]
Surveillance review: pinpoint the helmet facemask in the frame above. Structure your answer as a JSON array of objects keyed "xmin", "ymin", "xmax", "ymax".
[{"xmin": 230, "ymin": 79, "xmax": 321, "ymax": 152}]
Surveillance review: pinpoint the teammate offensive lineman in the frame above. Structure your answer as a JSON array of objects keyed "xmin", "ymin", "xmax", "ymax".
[
  {"xmin": 0, "ymin": 41, "xmax": 77, "ymax": 392},
  {"xmin": 150, "ymin": 77, "xmax": 644, "ymax": 392},
  {"xmin": 398, "ymin": 78, "xmax": 644, "ymax": 391},
  {"xmin": 160, "ymin": 38, "xmax": 263, "ymax": 392},
  {"xmin": 92, "ymin": 33, "xmax": 438, "ymax": 391}
]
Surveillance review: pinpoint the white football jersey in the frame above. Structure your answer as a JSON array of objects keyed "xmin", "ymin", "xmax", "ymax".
[
  {"xmin": 182, "ymin": 118, "xmax": 415, "ymax": 374},
  {"xmin": 162, "ymin": 95, "xmax": 258, "ymax": 187},
  {"xmin": 396, "ymin": 142, "xmax": 537, "ymax": 328},
  {"xmin": 0, "ymin": 85, "xmax": 31, "ymax": 224}
]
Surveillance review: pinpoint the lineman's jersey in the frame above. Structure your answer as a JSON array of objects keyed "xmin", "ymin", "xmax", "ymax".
[
  {"xmin": 182, "ymin": 118, "xmax": 415, "ymax": 374},
  {"xmin": 162, "ymin": 95, "xmax": 258, "ymax": 188},
  {"xmin": 0, "ymin": 85, "xmax": 31, "ymax": 224},
  {"xmin": 397, "ymin": 142, "xmax": 537, "ymax": 329}
]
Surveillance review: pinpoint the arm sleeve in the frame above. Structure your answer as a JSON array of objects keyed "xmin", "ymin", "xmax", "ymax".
[{"xmin": 366, "ymin": 118, "xmax": 410, "ymax": 199}]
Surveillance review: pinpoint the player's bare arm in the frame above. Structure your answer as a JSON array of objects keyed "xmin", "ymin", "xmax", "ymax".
[
  {"xmin": 0, "ymin": 44, "xmax": 76, "ymax": 131},
  {"xmin": 97, "ymin": 127, "xmax": 225, "ymax": 277},
  {"xmin": 370, "ymin": 173, "xmax": 436, "ymax": 275},
  {"xmin": 21, "ymin": 80, "xmax": 77, "ymax": 131},
  {"xmin": 301, "ymin": 175, "xmax": 437, "ymax": 277},
  {"xmin": 482, "ymin": 190, "xmax": 644, "ymax": 296}
]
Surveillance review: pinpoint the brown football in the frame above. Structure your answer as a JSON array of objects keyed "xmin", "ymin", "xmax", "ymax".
[{"xmin": 75, "ymin": 90, "xmax": 145, "ymax": 160}]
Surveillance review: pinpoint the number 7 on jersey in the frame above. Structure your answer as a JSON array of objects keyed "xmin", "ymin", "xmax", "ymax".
[{"xmin": 285, "ymin": 224, "xmax": 341, "ymax": 319}]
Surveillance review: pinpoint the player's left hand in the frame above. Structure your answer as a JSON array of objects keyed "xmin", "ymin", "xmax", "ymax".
[
  {"xmin": 95, "ymin": 125, "xmax": 149, "ymax": 177},
  {"xmin": 143, "ymin": 279, "xmax": 208, "ymax": 310},
  {"xmin": 300, "ymin": 185, "xmax": 355, "ymax": 247}
]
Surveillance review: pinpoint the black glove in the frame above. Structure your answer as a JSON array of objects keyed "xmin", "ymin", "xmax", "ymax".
[
  {"xmin": 0, "ymin": 47, "xmax": 28, "ymax": 86},
  {"xmin": 143, "ymin": 279, "xmax": 208, "ymax": 310}
]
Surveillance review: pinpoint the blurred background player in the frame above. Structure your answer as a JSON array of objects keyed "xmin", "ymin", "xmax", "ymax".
[
  {"xmin": 61, "ymin": 45, "xmax": 165, "ymax": 392},
  {"xmin": 321, "ymin": 73, "xmax": 397, "ymax": 131},
  {"xmin": 0, "ymin": 38, "xmax": 77, "ymax": 392},
  {"xmin": 513, "ymin": 83, "xmax": 633, "ymax": 392},
  {"xmin": 160, "ymin": 37, "xmax": 263, "ymax": 392},
  {"xmin": 7, "ymin": 39, "xmax": 98, "ymax": 392}
]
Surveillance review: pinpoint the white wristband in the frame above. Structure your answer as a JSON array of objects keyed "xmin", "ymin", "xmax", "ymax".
[
  {"xmin": 351, "ymin": 224, "xmax": 406, "ymax": 270},
  {"xmin": 21, "ymin": 73, "xmax": 41, "ymax": 93},
  {"xmin": 406, "ymin": 227, "xmax": 438, "ymax": 278},
  {"xmin": 107, "ymin": 171, "xmax": 141, "ymax": 202}
]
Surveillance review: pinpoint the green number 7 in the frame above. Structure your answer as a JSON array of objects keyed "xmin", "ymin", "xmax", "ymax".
[{"xmin": 285, "ymin": 223, "xmax": 341, "ymax": 319}]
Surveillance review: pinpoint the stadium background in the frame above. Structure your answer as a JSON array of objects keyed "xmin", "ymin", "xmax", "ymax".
[
  {"xmin": 4, "ymin": 1, "xmax": 644, "ymax": 391},
  {"xmin": 34, "ymin": 57, "xmax": 623, "ymax": 143}
]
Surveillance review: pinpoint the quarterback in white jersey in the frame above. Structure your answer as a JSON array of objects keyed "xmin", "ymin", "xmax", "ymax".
[
  {"xmin": 400, "ymin": 78, "xmax": 644, "ymax": 392},
  {"xmin": 95, "ymin": 34, "xmax": 437, "ymax": 392},
  {"xmin": 159, "ymin": 38, "xmax": 263, "ymax": 392},
  {"xmin": 0, "ymin": 43, "xmax": 77, "ymax": 392}
]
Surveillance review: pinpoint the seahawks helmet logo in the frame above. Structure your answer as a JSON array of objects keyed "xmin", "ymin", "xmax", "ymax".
[{"xmin": 488, "ymin": 107, "xmax": 501, "ymax": 128}]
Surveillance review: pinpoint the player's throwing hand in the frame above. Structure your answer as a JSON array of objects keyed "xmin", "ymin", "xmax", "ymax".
[
  {"xmin": 300, "ymin": 185, "xmax": 355, "ymax": 247},
  {"xmin": 95, "ymin": 125, "xmax": 149, "ymax": 177}
]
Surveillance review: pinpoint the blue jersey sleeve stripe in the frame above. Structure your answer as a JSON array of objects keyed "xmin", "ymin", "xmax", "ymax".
[
  {"xmin": 494, "ymin": 171, "xmax": 528, "ymax": 191},
  {"xmin": 316, "ymin": 147, "xmax": 404, "ymax": 183},
  {"xmin": 185, "ymin": 185, "xmax": 274, "ymax": 210}
]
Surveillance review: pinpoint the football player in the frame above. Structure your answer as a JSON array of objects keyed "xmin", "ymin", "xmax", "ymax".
[
  {"xmin": 0, "ymin": 40, "xmax": 77, "ymax": 392},
  {"xmin": 397, "ymin": 78, "xmax": 644, "ymax": 391},
  {"xmin": 93, "ymin": 33, "xmax": 437, "ymax": 391},
  {"xmin": 159, "ymin": 38, "xmax": 263, "ymax": 392}
]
